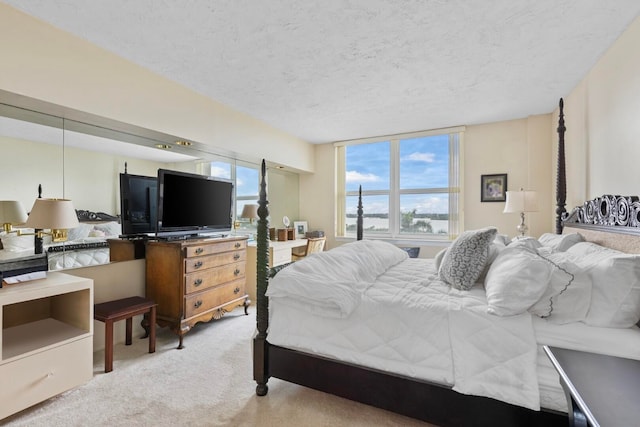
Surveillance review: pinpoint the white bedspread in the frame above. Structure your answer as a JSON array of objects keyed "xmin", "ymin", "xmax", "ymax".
[{"xmin": 267, "ymin": 243, "xmax": 541, "ymax": 410}]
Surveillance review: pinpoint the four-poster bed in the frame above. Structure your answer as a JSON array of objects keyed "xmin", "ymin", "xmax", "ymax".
[{"xmin": 252, "ymin": 99, "xmax": 640, "ymax": 426}]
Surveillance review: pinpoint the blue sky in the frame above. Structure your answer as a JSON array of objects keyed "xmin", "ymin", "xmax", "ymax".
[{"xmin": 346, "ymin": 135, "xmax": 450, "ymax": 215}]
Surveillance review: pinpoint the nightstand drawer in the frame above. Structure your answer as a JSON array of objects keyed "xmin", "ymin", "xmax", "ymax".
[{"xmin": 0, "ymin": 337, "xmax": 92, "ymax": 419}]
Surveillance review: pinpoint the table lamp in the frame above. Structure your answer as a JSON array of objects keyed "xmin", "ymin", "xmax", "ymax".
[{"xmin": 503, "ymin": 188, "xmax": 538, "ymax": 238}]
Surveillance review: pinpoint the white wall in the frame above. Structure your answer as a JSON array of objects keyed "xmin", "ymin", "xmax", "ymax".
[
  {"xmin": 561, "ymin": 15, "xmax": 640, "ymax": 203},
  {"xmin": 464, "ymin": 115, "xmax": 553, "ymax": 239},
  {"xmin": 66, "ymin": 260, "xmax": 146, "ymax": 352},
  {"xmin": 0, "ymin": 3, "xmax": 314, "ymax": 173}
]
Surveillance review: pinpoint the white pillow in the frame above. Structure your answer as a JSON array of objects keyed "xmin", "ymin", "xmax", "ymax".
[
  {"xmin": 439, "ymin": 227, "xmax": 497, "ymax": 290},
  {"xmin": 529, "ymin": 251, "xmax": 592, "ymax": 324},
  {"xmin": 477, "ymin": 240, "xmax": 507, "ymax": 283},
  {"xmin": 67, "ymin": 223, "xmax": 94, "ymax": 241},
  {"xmin": 508, "ymin": 237, "xmax": 542, "ymax": 251},
  {"xmin": 494, "ymin": 233, "xmax": 511, "ymax": 246},
  {"xmin": 93, "ymin": 221, "xmax": 121, "ymax": 237},
  {"xmin": 566, "ymin": 242, "xmax": 640, "ymax": 328},
  {"xmin": 0, "ymin": 231, "xmax": 34, "ymax": 251},
  {"xmin": 434, "ymin": 247, "xmax": 447, "ymax": 271},
  {"xmin": 538, "ymin": 232, "xmax": 584, "ymax": 252},
  {"xmin": 484, "ymin": 246, "xmax": 553, "ymax": 316}
]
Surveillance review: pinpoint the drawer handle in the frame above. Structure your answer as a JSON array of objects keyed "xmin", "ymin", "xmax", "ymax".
[
  {"xmin": 234, "ymin": 242, "xmax": 241, "ymax": 248},
  {"xmin": 195, "ymin": 247, "xmax": 204, "ymax": 254},
  {"xmin": 234, "ymin": 287, "xmax": 240, "ymax": 294},
  {"xmin": 234, "ymin": 268, "xmax": 240, "ymax": 276},
  {"xmin": 233, "ymin": 253, "xmax": 240, "ymax": 260},
  {"xmin": 193, "ymin": 261, "xmax": 203, "ymax": 269},
  {"xmin": 193, "ymin": 278, "xmax": 203, "ymax": 287},
  {"xmin": 194, "ymin": 300, "xmax": 202, "ymax": 309}
]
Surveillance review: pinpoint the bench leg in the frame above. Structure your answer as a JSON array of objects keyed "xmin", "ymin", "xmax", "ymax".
[
  {"xmin": 149, "ymin": 306, "xmax": 156, "ymax": 354},
  {"xmin": 126, "ymin": 317, "xmax": 133, "ymax": 346},
  {"xmin": 105, "ymin": 320, "xmax": 114, "ymax": 373}
]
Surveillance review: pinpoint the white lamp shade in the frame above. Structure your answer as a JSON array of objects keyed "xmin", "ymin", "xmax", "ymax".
[
  {"xmin": 0, "ymin": 200, "xmax": 28, "ymax": 225},
  {"xmin": 25, "ymin": 198, "xmax": 80, "ymax": 229},
  {"xmin": 503, "ymin": 190, "xmax": 539, "ymax": 213},
  {"xmin": 241, "ymin": 204, "xmax": 259, "ymax": 219}
]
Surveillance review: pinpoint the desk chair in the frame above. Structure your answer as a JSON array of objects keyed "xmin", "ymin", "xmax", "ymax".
[{"xmin": 291, "ymin": 237, "xmax": 326, "ymax": 260}]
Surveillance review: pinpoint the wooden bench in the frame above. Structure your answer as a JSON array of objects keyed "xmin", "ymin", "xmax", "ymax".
[{"xmin": 94, "ymin": 296, "xmax": 157, "ymax": 373}]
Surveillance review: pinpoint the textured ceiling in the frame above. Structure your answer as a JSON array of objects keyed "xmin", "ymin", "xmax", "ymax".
[{"xmin": 3, "ymin": 1, "xmax": 640, "ymax": 144}]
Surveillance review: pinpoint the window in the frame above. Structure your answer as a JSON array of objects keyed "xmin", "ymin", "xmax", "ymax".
[
  {"xmin": 208, "ymin": 160, "xmax": 259, "ymax": 231},
  {"xmin": 337, "ymin": 128, "xmax": 462, "ymax": 240}
]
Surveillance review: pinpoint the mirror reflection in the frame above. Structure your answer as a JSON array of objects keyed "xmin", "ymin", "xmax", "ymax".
[{"xmin": 0, "ymin": 102, "xmax": 294, "ymax": 271}]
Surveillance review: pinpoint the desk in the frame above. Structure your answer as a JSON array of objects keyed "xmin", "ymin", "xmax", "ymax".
[
  {"xmin": 245, "ymin": 239, "xmax": 307, "ymax": 303},
  {"xmin": 544, "ymin": 345, "xmax": 640, "ymax": 427}
]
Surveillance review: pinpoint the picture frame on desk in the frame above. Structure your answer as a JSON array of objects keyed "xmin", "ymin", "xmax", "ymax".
[{"xmin": 294, "ymin": 221, "xmax": 308, "ymax": 239}]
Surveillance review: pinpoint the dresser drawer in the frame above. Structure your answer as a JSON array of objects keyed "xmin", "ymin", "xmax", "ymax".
[
  {"xmin": 185, "ymin": 239, "xmax": 246, "ymax": 258},
  {"xmin": 184, "ymin": 279, "xmax": 246, "ymax": 317},
  {"xmin": 0, "ymin": 337, "xmax": 92, "ymax": 420},
  {"xmin": 184, "ymin": 250, "xmax": 246, "ymax": 273},
  {"xmin": 184, "ymin": 261, "xmax": 246, "ymax": 294}
]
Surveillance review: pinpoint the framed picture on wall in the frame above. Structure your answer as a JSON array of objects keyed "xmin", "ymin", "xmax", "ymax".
[
  {"xmin": 294, "ymin": 221, "xmax": 308, "ymax": 239},
  {"xmin": 481, "ymin": 174, "xmax": 507, "ymax": 202}
]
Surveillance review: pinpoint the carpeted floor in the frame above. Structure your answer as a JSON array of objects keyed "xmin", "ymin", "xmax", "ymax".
[{"xmin": 1, "ymin": 310, "xmax": 435, "ymax": 427}]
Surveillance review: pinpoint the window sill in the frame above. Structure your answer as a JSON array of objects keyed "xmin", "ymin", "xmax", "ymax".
[{"xmin": 335, "ymin": 236, "xmax": 450, "ymax": 248}]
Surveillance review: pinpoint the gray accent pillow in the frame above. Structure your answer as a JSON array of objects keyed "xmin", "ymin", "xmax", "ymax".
[{"xmin": 439, "ymin": 227, "xmax": 497, "ymax": 290}]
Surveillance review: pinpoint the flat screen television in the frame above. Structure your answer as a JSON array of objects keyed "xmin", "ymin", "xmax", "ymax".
[
  {"xmin": 156, "ymin": 169, "xmax": 234, "ymax": 238},
  {"xmin": 119, "ymin": 173, "xmax": 158, "ymax": 236}
]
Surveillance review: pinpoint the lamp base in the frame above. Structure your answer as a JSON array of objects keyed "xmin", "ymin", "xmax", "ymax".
[{"xmin": 516, "ymin": 212, "xmax": 528, "ymax": 238}]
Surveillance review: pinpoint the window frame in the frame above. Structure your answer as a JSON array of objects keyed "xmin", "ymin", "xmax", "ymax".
[{"xmin": 336, "ymin": 126, "xmax": 464, "ymax": 241}]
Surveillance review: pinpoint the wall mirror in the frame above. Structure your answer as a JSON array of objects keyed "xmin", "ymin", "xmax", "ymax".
[{"xmin": 0, "ymin": 97, "xmax": 299, "ymax": 271}]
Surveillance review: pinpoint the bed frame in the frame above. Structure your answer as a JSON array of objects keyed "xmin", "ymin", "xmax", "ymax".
[{"xmin": 252, "ymin": 99, "xmax": 638, "ymax": 426}]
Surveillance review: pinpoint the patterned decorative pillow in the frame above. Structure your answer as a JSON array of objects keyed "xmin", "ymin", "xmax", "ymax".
[{"xmin": 439, "ymin": 227, "xmax": 497, "ymax": 290}]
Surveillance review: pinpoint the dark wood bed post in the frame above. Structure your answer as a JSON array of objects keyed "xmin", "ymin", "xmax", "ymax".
[
  {"xmin": 253, "ymin": 159, "xmax": 270, "ymax": 396},
  {"xmin": 356, "ymin": 185, "xmax": 363, "ymax": 241},
  {"xmin": 556, "ymin": 98, "xmax": 567, "ymax": 234}
]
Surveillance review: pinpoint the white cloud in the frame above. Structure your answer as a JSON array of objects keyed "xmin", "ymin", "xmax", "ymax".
[
  {"xmin": 399, "ymin": 195, "xmax": 448, "ymax": 214},
  {"xmin": 211, "ymin": 165, "xmax": 231, "ymax": 179},
  {"xmin": 403, "ymin": 152, "xmax": 435, "ymax": 163},
  {"xmin": 346, "ymin": 170, "xmax": 380, "ymax": 183}
]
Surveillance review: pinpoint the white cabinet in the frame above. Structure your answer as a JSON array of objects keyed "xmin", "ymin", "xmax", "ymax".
[{"xmin": 0, "ymin": 272, "xmax": 93, "ymax": 420}]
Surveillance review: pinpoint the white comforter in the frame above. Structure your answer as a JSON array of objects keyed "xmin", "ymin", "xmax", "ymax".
[{"xmin": 267, "ymin": 240, "xmax": 541, "ymax": 410}]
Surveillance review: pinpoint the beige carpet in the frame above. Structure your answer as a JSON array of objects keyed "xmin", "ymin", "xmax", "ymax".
[{"xmin": 2, "ymin": 310, "xmax": 436, "ymax": 427}]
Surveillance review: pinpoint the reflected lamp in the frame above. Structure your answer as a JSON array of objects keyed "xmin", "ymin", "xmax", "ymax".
[
  {"xmin": 0, "ymin": 200, "xmax": 28, "ymax": 233},
  {"xmin": 24, "ymin": 198, "xmax": 79, "ymax": 243},
  {"xmin": 503, "ymin": 188, "xmax": 538, "ymax": 238},
  {"xmin": 241, "ymin": 204, "xmax": 259, "ymax": 224}
]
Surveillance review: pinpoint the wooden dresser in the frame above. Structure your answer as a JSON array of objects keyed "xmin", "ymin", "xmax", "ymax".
[{"xmin": 145, "ymin": 236, "xmax": 249, "ymax": 349}]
